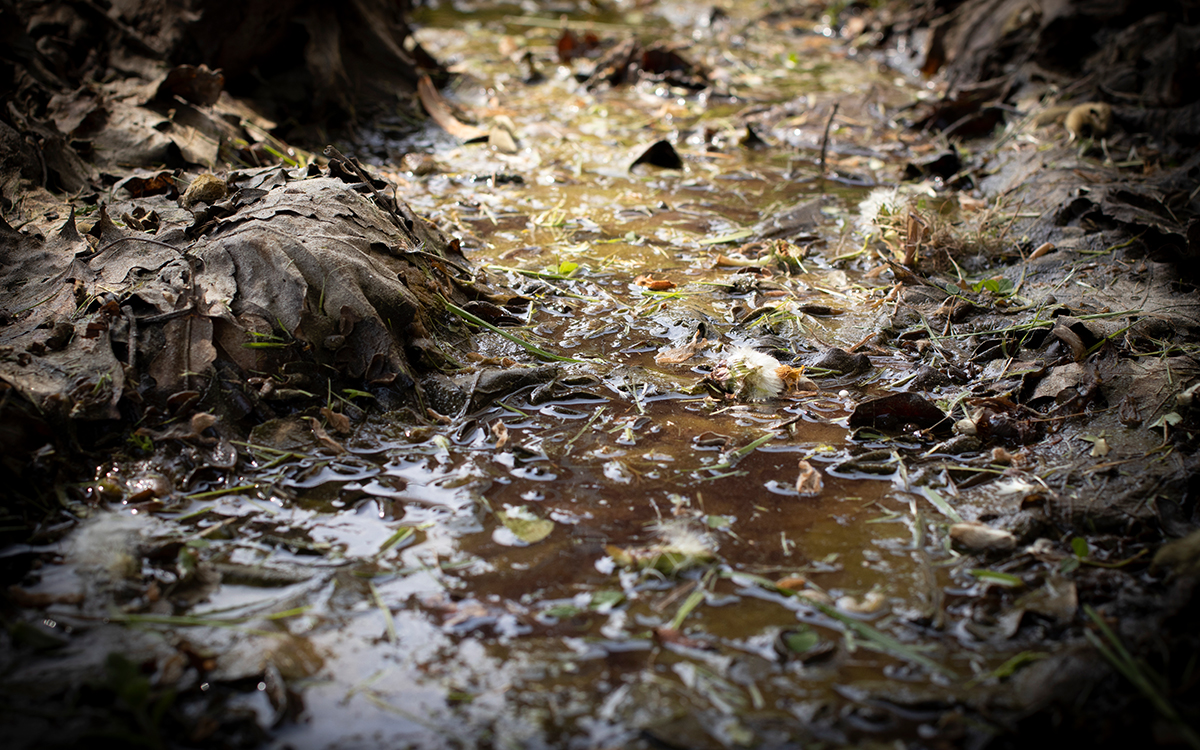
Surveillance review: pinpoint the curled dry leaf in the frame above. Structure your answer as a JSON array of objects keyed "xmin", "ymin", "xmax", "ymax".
[
  {"xmin": 491, "ymin": 420, "xmax": 509, "ymax": 449},
  {"xmin": 654, "ymin": 626, "xmax": 717, "ymax": 651},
  {"xmin": 775, "ymin": 575, "xmax": 807, "ymax": 591},
  {"xmin": 1029, "ymin": 241, "xmax": 1055, "ymax": 260},
  {"xmin": 306, "ymin": 416, "xmax": 346, "ymax": 453},
  {"xmin": 633, "ymin": 274, "xmax": 677, "ymax": 291},
  {"xmin": 796, "ymin": 459, "xmax": 824, "ymax": 496},
  {"xmin": 655, "ymin": 328, "xmax": 708, "ymax": 365},
  {"xmin": 320, "ymin": 406, "xmax": 352, "ymax": 435},
  {"xmin": 1051, "ymin": 322, "xmax": 1088, "ymax": 361},
  {"xmin": 949, "ymin": 522, "xmax": 1016, "ymax": 552},
  {"xmin": 712, "ymin": 253, "xmax": 756, "ymax": 268},
  {"xmin": 836, "ymin": 590, "xmax": 887, "ymax": 615},
  {"xmin": 777, "ymin": 364, "xmax": 818, "ymax": 393}
]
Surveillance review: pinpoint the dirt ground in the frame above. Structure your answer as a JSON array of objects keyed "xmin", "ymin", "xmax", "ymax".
[{"xmin": 2, "ymin": 1, "xmax": 1200, "ymax": 748}]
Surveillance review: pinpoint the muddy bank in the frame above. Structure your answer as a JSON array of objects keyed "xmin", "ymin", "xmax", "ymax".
[{"xmin": 2, "ymin": 1, "xmax": 1200, "ymax": 749}]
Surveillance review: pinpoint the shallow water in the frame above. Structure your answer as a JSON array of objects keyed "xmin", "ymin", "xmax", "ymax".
[{"xmin": 9, "ymin": 3, "xmax": 1036, "ymax": 748}]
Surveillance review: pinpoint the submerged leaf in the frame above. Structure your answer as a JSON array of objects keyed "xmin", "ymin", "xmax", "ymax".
[{"xmin": 497, "ymin": 506, "xmax": 554, "ymax": 544}]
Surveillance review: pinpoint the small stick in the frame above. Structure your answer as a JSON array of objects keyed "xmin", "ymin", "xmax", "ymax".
[
  {"xmin": 819, "ymin": 102, "xmax": 840, "ymax": 176},
  {"xmin": 324, "ymin": 145, "xmax": 421, "ymax": 245}
]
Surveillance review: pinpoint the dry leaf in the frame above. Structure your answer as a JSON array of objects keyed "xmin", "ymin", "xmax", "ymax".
[
  {"xmin": 1029, "ymin": 241, "xmax": 1055, "ymax": 260},
  {"xmin": 796, "ymin": 459, "xmax": 824, "ymax": 496},
  {"xmin": 320, "ymin": 406, "xmax": 352, "ymax": 435},
  {"xmin": 712, "ymin": 253, "xmax": 755, "ymax": 267},
  {"xmin": 775, "ymin": 575, "xmax": 807, "ymax": 591},
  {"xmin": 655, "ymin": 328, "xmax": 708, "ymax": 365},
  {"xmin": 634, "ymin": 274, "xmax": 677, "ymax": 291},
  {"xmin": 305, "ymin": 416, "xmax": 346, "ymax": 453},
  {"xmin": 491, "ymin": 420, "xmax": 509, "ymax": 449},
  {"xmin": 949, "ymin": 522, "xmax": 1016, "ymax": 552},
  {"xmin": 777, "ymin": 364, "xmax": 817, "ymax": 393}
]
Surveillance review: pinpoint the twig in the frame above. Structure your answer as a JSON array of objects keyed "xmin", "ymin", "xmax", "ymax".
[
  {"xmin": 819, "ymin": 103, "xmax": 840, "ymax": 176},
  {"xmin": 79, "ymin": 235, "xmax": 181, "ymax": 262},
  {"xmin": 324, "ymin": 145, "xmax": 422, "ymax": 245}
]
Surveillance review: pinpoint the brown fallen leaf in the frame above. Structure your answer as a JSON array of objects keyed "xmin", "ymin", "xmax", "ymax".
[
  {"xmin": 633, "ymin": 274, "xmax": 677, "ymax": 291},
  {"xmin": 796, "ymin": 459, "xmax": 824, "ymax": 496},
  {"xmin": 1029, "ymin": 241, "xmax": 1055, "ymax": 260},
  {"xmin": 655, "ymin": 327, "xmax": 708, "ymax": 365},
  {"xmin": 426, "ymin": 408, "xmax": 453, "ymax": 425},
  {"xmin": 417, "ymin": 74, "xmax": 488, "ymax": 142},
  {"xmin": 305, "ymin": 416, "xmax": 346, "ymax": 453},
  {"xmin": 491, "ymin": 420, "xmax": 509, "ymax": 449},
  {"xmin": 775, "ymin": 575, "xmax": 807, "ymax": 591},
  {"xmin": 654, "ymin": 626, "xmax": 717, "ymax": 651},
  {"xmin": 320, "ymin": 406, "xmax": 352, "ymax": 435},
  {"xmin": 949, "ymin": 522, "xmax": 1016, "ymax": 552},
  {"xmin": 776, "ymin": 364, "xmax": 817, "ymax": 393},
  {"xmin": 712, "ymin": 253, "xmax": 755, "ymax": 267}
]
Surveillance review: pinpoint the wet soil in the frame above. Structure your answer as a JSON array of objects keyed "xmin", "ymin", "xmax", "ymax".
[{"xmin": 3, "ymin": 2, "xmax": 1200, "ymax": 749}]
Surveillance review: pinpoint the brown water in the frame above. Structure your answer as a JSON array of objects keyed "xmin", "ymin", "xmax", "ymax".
[{"xmin": 12, "ymin": 4, "xmax": 1028, "ymax": 749}]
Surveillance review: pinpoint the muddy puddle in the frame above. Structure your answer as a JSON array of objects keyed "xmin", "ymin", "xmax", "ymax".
[{"xmin": 7, "ymin": 2, "xmax": 1196, "ymax": 749}]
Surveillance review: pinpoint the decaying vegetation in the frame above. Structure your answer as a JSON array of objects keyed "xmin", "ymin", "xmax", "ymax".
[{"xmin": 2, "ymin": 1, "xmax": 1200, "ymax": 748}]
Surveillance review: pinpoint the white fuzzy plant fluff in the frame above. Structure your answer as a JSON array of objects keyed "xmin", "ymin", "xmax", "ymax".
[
  {"xmin": 856, "ymin": 186, "xmax": 904, "ymax": 240},
  {"xmin": 651, "ymin": 518, "xmax": 716, "ymax": 558},
  {"xmin": 726, "ymin": 346, "xmax": 783, "ymax": 400}
]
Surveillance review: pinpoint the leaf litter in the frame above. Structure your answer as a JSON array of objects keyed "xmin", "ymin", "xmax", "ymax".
[{"xmin": 3, "ymin": 1, "xmax": 1200, "ymax": 748}]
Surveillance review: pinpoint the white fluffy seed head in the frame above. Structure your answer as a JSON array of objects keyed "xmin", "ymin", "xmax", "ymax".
[
  {"xmin": 856, "ymin": 187, "xmax": 903, "ymax": 238},
  {"xmin": 726, "ymin": 346, "xmax": 783, "ymax": 401}
]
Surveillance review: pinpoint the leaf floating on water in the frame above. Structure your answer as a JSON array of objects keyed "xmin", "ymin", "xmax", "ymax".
[
  {"xmin": 491, "ymin": 420, "xmax": 509, "ymax": 449},
  {"xmin": 655, "ymin": 325, "xmax": 708, "ymax": 365},
  {"xmin": 633, "ymin": 274, "xmax": 677, "ymax": 291},
  {"xmin": 497, "ymin": 505, "xmax": 554, "ymax": 544},
  {"xmin": 775, "ymin": 626, "xmax": 836, "ymax": 664},
  {"xmin": 795, "ymin": 459, "xmax": 824, "ymax": 496}
]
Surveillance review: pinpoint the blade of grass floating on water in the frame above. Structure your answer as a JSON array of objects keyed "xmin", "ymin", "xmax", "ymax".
[
  {"xmin": 564, "ymin": 406, "xmax": 605, "ymax": 452},
  {"xmin": 966, "ymin": 650, "xmax": 1049, "ymax": 686},
  {"xmin": 443, "ymin": 300, "xmax": 582, "ymax": 363},
  {"xmin": 668, "ymin": 588, "xmax": 707, "ymax": 631},
  {"xmin": 697, "ymin": 228, "xmax": 754, "ymax": 246},
  {"xmin": 969, "ymin": 569, "xmax": 1025, "ymax": 587},
  {"xmin": 230, "ymin": 440, "xmax": 297, "ymax": 456},
  {"xmin": 369, "ymin": 580, "xmax": 399, "ymax": 645},
  {"xmin": 1084, "ymin": 604, "xmax": 1200, "ymax": 749},
  {"xmin": 707, "ymin": 433, "xmax": 774, "ymax": 472},
  {"xmin": 185, "ymin": 484, "xmax": 258, "ymax": 500},
  {"xmin": 728, "ymin": 571, "xmax": 954, "ymax": 677},
  {"xmin": 486, "ymin": 263, "xmax": 579, "ymax": 281},
  {"xmin": 920, "ymin": 487, "xmax": 964, "ymax": 524},
  {"xmin": 374, "ymin": 526, "xmax": 415, "ymax": 560}
]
